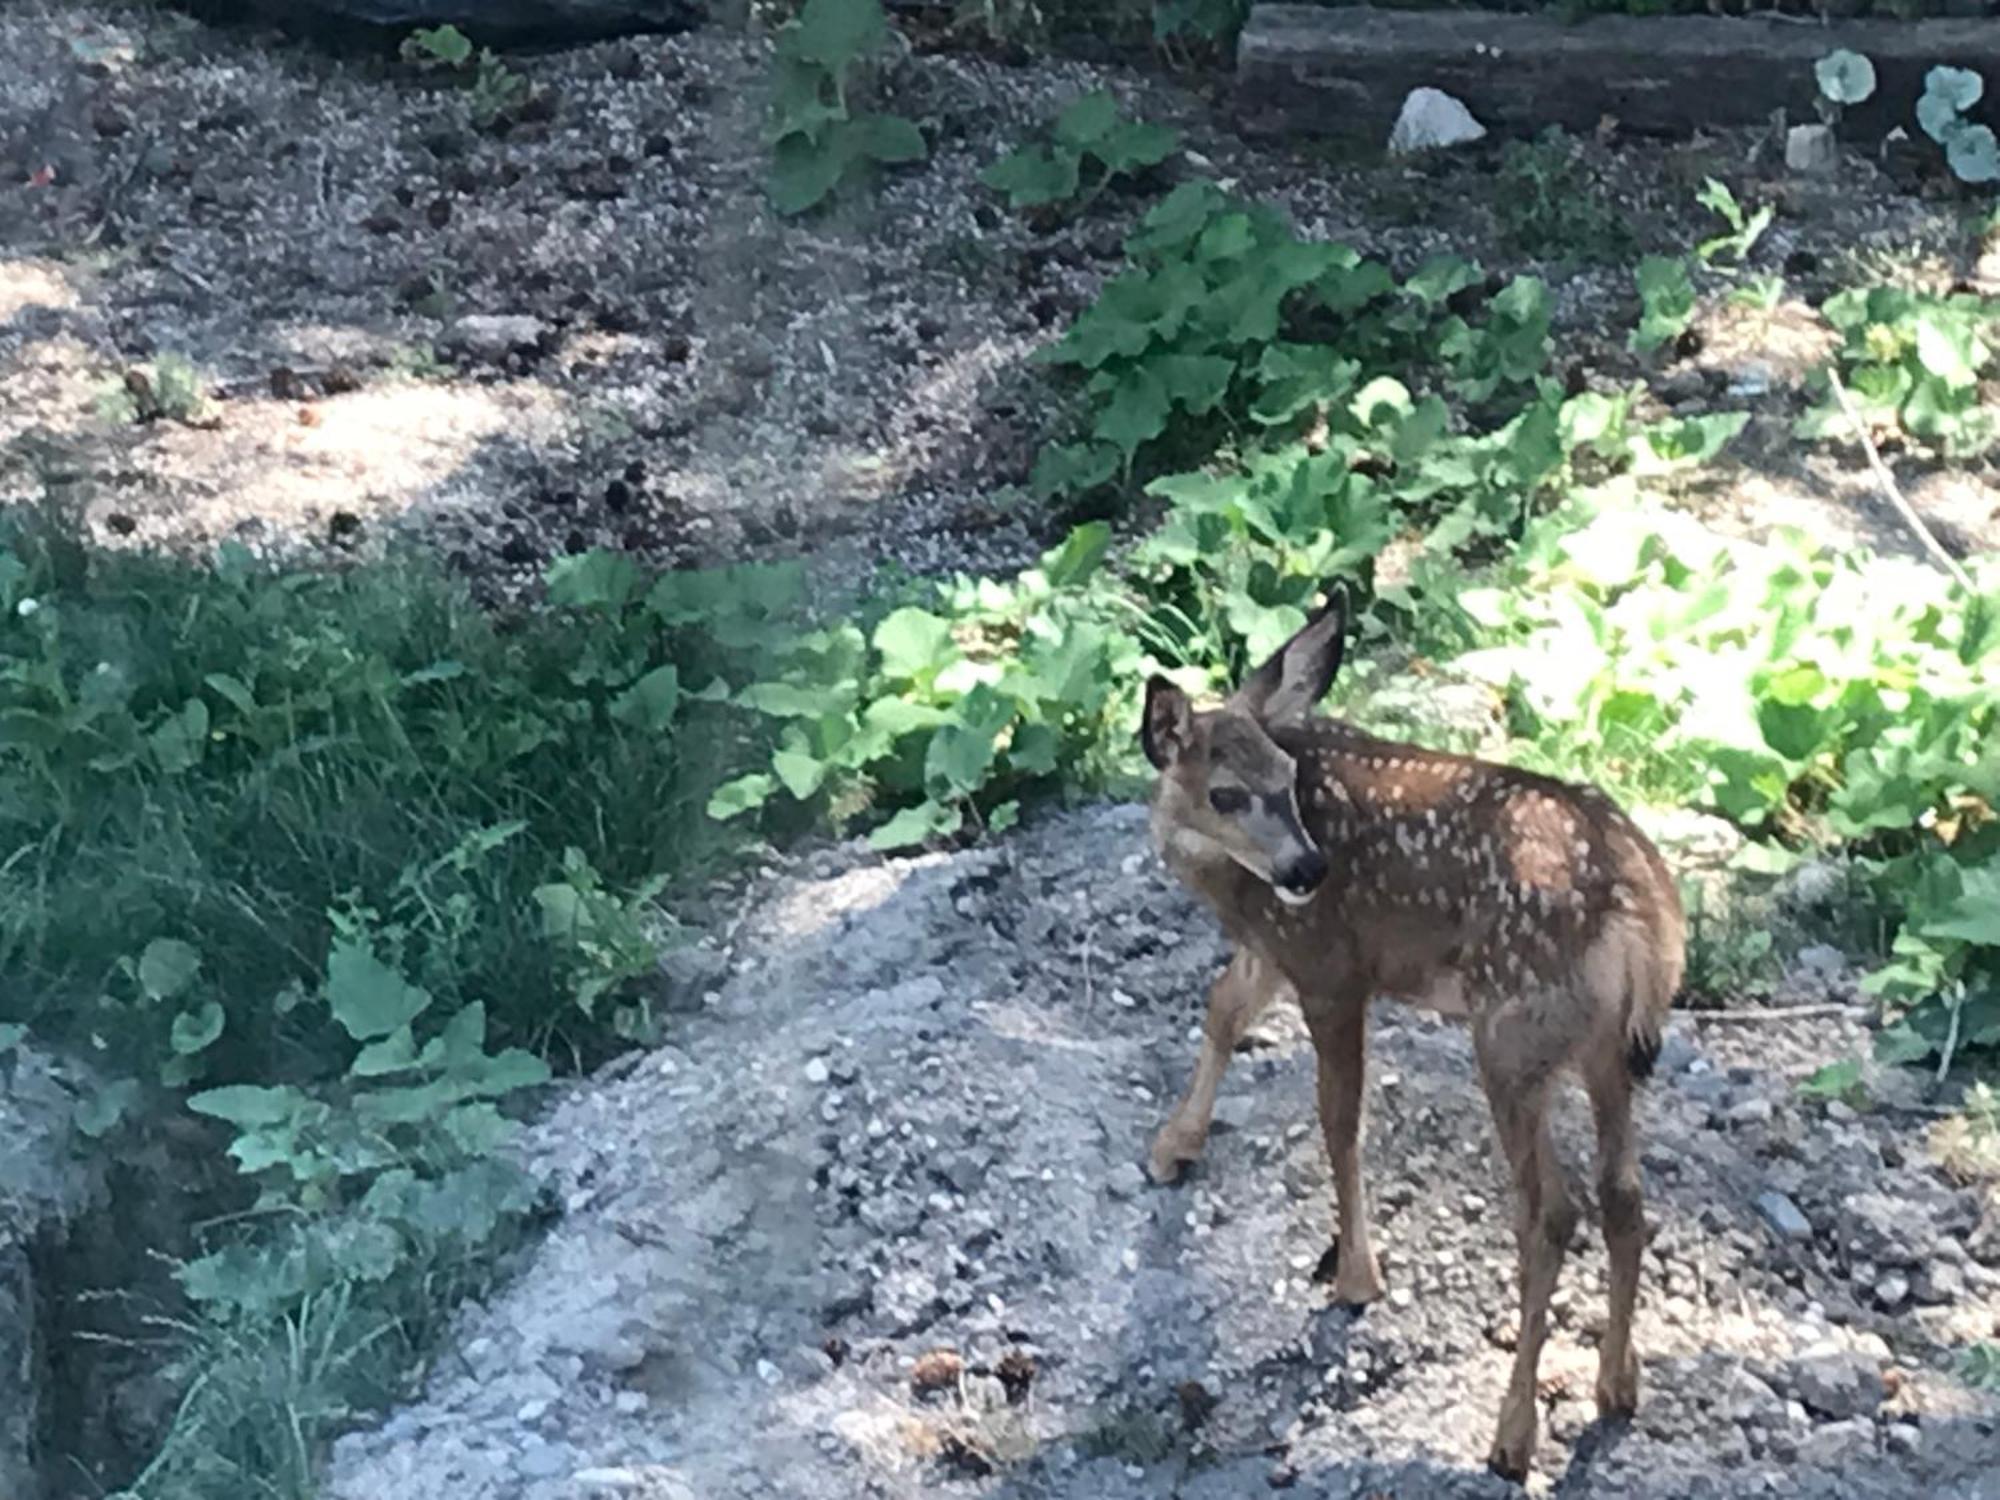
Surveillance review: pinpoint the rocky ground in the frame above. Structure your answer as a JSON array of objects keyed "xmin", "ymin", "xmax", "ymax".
[
  {"xmin": 3, "ymin": 0, "xmax": 1998, "ymax": 606},
  {"xmin": 324, "ymin": 804, "xmax": 2000, "ymax": 1500}
]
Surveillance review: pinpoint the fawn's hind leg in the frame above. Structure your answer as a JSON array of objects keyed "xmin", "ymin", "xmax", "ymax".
[
  {"xmin": 1583, "ymin": 1041, "xmax": 1645, "ymax": 1417},
  {"xmin": 1150, "ymin": 951, "xmax": 1279, "ymax": 1184},
  {"xmin": 1475, "ymin": 1004, "xmax": 1580, "ymax": 1483}
]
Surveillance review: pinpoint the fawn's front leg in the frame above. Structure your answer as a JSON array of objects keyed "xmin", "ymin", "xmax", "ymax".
[
  {"xmin": 1150, "ymin": 951, "xmax": 1277, "ymax": 1184},
  {"xmin": 1302, "ymin": 992, "xmax": 1383, "ymax": 1306}
]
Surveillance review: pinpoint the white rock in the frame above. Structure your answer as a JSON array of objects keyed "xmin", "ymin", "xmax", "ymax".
[
  {"xmin": 1786, "ymin": 124, "xmax": 1839, "ymax": 174},
  {"xmin": 1387, "ymin": 89, "xmax": 1488, "ymax": 156},
  {"xmin": 803, "ymin": 1056, "xmax": 830, "ymax": 1085}
]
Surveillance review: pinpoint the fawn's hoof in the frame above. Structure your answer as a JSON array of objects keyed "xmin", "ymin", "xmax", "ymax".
[
  {"xmin": 1312, "ymin": 1239, "xmax": 1385, "ymax": 1306},
  {"xmin": 1486, "ymin": 1403, "xmax": 1537, "ymax": 1484},
  {"xmin": 1485, "ymin": 1452, "xmax": 1529, "ymax": 1486},
  {"xmin": 1596, "ymin": 1350, "xmax": 1641, "ymax": 1417},
  {"xmin": 1147, "ymin": 1127, "xmax": 1204, "ymax": 1185}
]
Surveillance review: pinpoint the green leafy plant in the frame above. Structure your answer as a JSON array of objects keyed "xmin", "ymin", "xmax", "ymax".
[
  {"xmin": 1800, "ymin": 286, "xmax": 1999, "ymax": 457},
  {"xmin": 534, "ymin": 848, "xmax": 672, "ymax": 1039},
  {"xmin": 1815, "ymin": 50, "xmax": 1999, "ymax": 185},
  {"xmin": 400, "ymin": 22, "xmax": 530, "ymax": 128},
  {"xmin": 1799, "ymin": 1056, "xmax": 1869, "ymax": 1108},
  {"xmin": 400, "ymin": 23, "xmax": 474, "ymax": 68},
  {"xmin": 1814, "ymin": 48, "xmax": 1877, "ymax": 123},
  {"xmin": 97, "ymin": 353, "xmax": 209, "ymax": 427},
  {"xmin": 980, "ymin": 91, "xmax": 1178, "ymax": 214},
  {"xmin": 1917, "ymin": 66, "xmax": 1999, "ymax": 185},
  {"xmin": 1631, "ymin": 256, "xmax": 1695, "ymax": 354},
  {"xmin": 137, "ymin": 923, "xmax": 549, "ymax": 1498},
  {"xmin": 1493, "ymin": 128, "xmax": 1633, "ymax": 264},
  {"xmin": 1962, "ymin": 1340, "xmax": 2000, "ymax": 1392},
  {"xmin": 767, "ymin": 0, "xmax": 927, "ymax": 216},
  {"xmin": 1695, "ymin": 178, "xmax": 1773, "ymax": 268}
]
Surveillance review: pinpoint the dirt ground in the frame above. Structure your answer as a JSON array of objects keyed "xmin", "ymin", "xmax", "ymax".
[
  {"xmin": 3, "ymin": 0, "xmax": 1997, "ymax": 602},
  {"xmin": 5, "ymin": 4, "xmax": 2000, "ymax": 1498}
]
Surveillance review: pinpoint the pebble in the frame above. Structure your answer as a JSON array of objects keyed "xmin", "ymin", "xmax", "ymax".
[
  {"xmin": 1754, "ymin": 1189, "xmax": 1814, "ymax": 1242},
  {"xmin": 804, "ymin": 1056, "xmax": 830, "ymax": 1085}
]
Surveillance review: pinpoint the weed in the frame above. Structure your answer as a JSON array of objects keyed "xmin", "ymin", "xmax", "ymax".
[
  {"xmin": 1799, "ymin": 285, "xmax": 1998, "ymax": 457},
  {"xmin": 399, "ymin": 23, "xmax": 531, "ymax": 129},
  {"xmin": 1799, "ymin": 1057, "xmax": 1869, "ymax": 1109},
  {"xmin": 981, "ymin": 91, "xmax": 1177, "ymax": 216},
  {"xmin": 97, "ymin": 354, "xmax": 209, "ymax": 427},
  {"xmin": 767, "ymin": 0, "xmax": 926, "ymax": 216},
  {"xmin": 1817, "ymin": 50, "xmax": 2000, "ymax": 185},
  {"xmin": 1631, "ymin": 256, "xmax": 1696, "ymax": 354},
  {"xmin": 1493, "ymin": 129, "xmax": 1633, "ymax": 264}
]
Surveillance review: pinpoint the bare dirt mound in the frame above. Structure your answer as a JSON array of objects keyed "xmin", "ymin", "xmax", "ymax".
[{"xmin": 326, "ymin": 804, "xmax": 2000, "ymax": 1499}]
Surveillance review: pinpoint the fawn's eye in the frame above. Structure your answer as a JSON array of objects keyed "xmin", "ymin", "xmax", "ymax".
[{"xmin": 1208, "ymin": 786, "xmax": 1249, "ymax": 815}]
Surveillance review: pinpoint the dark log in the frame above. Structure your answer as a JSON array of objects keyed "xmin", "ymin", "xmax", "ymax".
[{"xmin": 1235, "ymin": 4, "xmax": 2000, "ymax": 144}]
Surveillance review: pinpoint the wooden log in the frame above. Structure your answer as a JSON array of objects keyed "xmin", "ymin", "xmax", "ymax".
[{"xmin": 1234, "ymin": 4, "xmax": 2000, "ymax": 144}]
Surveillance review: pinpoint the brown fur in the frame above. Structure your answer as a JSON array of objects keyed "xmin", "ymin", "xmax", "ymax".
[{"xmin": 1142, "ymin": 589, "xmax": 1686, "ymax": 1483}]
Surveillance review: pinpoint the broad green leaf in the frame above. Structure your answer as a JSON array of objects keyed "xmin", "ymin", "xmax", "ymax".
[
  {"xmin": 874, "ymin": 607, "xmax": 956, "ymax": 679},
  {"xmin": 772, "ymin": 747, "xmax": 828, "ymax": 799},
  {"xmin": 867, "ymin": 799, "xmax": 963, "ymax": 851},
  {"xmin": 1056, "ymin": 91, "xmax": 1119, "ymax": 148},
  {"xmin": 1918, "ymin": 66, "xmax": 1983, "ymax": 142},
  {"xmin": 77, "ymin": 1078, "xmax": 141, "ymax": 1139},
  {"xmin": 546, "ymin": 550, "xmax": 639, "ymax": 610},
  {"xmin": 980, "ymin": 145, "xmax": 1079, "ymax": 209},
  {"xmin": 1816, "ymin": 49, "xmax": 1877, "ymax": 105},
  {"xmin": 327, "ymin": 941, "xmax": 432, "ymax": 1041},
  {"xmin": 770, "ymin": 130, "xmax": 851, "ymax": 216},
  {"xmin": 788, "ymin": 0, "xmax": 886, "ymax": 70},
  {"xmin": 1945, "ymin": 123, "xmax": 2000, "ymax": 185},
  {"xmin": 139, "ymin": 938, "xmax": 202, "ymax": 1002},
  {"xmin": 350, "ymin": 1026, "xmax": 419, "ymax": 1078},
  {"xmin": 187, "ymin": 1083, "xmax": 305, "ymax": 1128},
  {"xmin": 707, "ymin": 772, "xmax": 775, "ymax": 820},
  {"xmin": 1041, "ymin": 522, "xmax": 1112, "ymax": 588},
  {"xmin": 1094, "ymin": 366, "xmax": 1171, "ymax": 462},
  {"xmin": 610, "ymin": 665, "xmax": 681, "ymax": 732},
  {"xmin": 851, "ymin": 113, "xmax": 927, "ymax": 165},
  {"xmin": 149, "ymin": 698, "xmax": 209, "ymax": 774},
  {"xmin": 1100, "ymin": 120, "xmax": 1178, "ymax": 171},
  {"xmin": 170, "ymin": 1002, "xmax": 225, "ymax": 1057}
]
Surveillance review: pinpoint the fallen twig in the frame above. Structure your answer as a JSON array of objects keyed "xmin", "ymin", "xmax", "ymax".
[{"xmin": 1827, "ymin": 367, "xmax": 1975, "ymax": 591}]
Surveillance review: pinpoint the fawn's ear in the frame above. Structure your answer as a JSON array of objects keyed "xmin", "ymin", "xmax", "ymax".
[
  {"xmin": 1142, "ymin": 676, "xmax": 1194, "ymax": 770},
  {"xmin": 1231, "ymin": 584, "xmax": 1348, "ymax": 726}
]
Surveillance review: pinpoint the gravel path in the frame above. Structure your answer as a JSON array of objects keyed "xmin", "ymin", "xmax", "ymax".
[{"xmin": 326, "ymin": 805, "xmax": 2000, "ymax": 1499}]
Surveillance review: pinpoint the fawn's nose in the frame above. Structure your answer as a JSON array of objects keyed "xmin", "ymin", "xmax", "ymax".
[{"xmin": 1277, "ymin": 850, "xmax": 1327, "ymax": 895}]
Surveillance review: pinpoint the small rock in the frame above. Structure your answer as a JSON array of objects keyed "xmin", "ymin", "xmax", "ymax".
[
  {"xmin": 1873, "ymin": 1272, "xmax": 1910, "ymax": 1309},
  {"xmin": 1727, "ymin": 1095, "xmax": 1775, "ymax": 1128},
  {"xmin": 1786, "ymin": 123, "xmax": 1839, "ymax": 174},
  {"xmin": 659, "ymin": 943, "xmax": 726, "ymax": 1012},
  {"xmin": 1387, "ymin": 88, "xmax": 1487, "ymax": 155},
  {"xmin": 1797, "ymin": 1417, "xmax": 1873, "ymax": 1467},
  {"xmin": 1790, "ymin": 1350, "xmax": 1885, "ymax": 1420},
  {"xmin": 613, "ymin": 1390, "xmax": 649, "ymax": 1415},
  {"xmin": 1794, "ymin": 943, "xmax": 1846, "ymax": 977},
  {"xmin": 443, "ymin": 314, "xmax": 548, "ymax": 364},
  {"xmin": 1724, "ymin": 1365, "xmax": 1788, "ymax": 1425},
  {"xmin": 804, "ymin": 1056, "xmax": 830, "ymax": 1085},
  {"xmin": 517, "ymin": 1441, "xmax": 572, "ymax": 1480},
  {"xmin": 1754, "ymin": 1190, "xmax": 1813, "ymax": 1243},
  {"xmin": 1107, "ymin": 1161, "xmax": 1148, "ymax": 1200},
  {"xmin": 1842, "ymin": 1191, "xmax": 1931, "ymax": 1266},
  {"xmin": 1911, "ymin": 1260, "xmax": 1965, "ymax": 1305}
]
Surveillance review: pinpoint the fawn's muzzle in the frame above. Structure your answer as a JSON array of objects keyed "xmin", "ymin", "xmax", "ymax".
[{"xmin": 1275, "ymin": 849, "xmax": 1327, "ymax": 901}]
